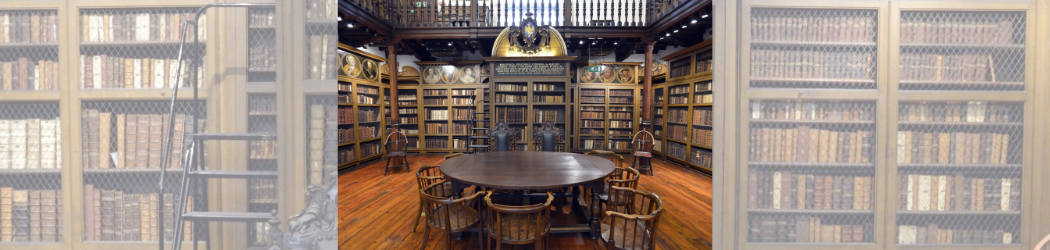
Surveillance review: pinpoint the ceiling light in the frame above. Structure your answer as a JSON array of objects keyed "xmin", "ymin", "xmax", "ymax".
[
  {"xmin": 338, "ymin": 15, "xmax": 342, "ymax": 21},
  {"xmin": 660, "ymin": 37, "xmax": 665, "ymax": 40},
  {"xmin": 682, "ymin": 23, "xmax": 688, "ymax": 29},
  {"xmin": 580, "ymin": 40, "xmax": 584, "ymax": 44},
  {"xmin": 691, "ymin": 18, "xmax": 697, "ymax": 24},
  {"xmin": 448, "ymin": 42, "xmax": 452, "ymax": 46},
  {"xmin": 665, "ymin": 32, "xmax": 671, "ymax": 37},
  {"xmin": 614, "ymin": 41, "xmax": 618, "ymax": 45},
  {"xmin": 674, "ymin": 29, "xmax": 679, "ymax": 33},
  {"xmin": 702, "ymin": 10, "xmax": 709, "ymax": 18},
  {"xmin": 592, "ymin": 41, "xmax": 596, "ymax": 45},
  {"xmin": 347, "ymin": 23, "xmax": 353, "ymax": 28}
]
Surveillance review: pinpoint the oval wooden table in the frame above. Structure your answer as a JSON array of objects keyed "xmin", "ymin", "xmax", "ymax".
[{"xmin": 439, "ymin": 151, "xmax": 617, "ymax": 239}]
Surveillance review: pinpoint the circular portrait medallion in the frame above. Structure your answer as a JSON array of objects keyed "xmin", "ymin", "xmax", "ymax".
[
  {"xmin": 424, "ymin": 67, "xmax": 442, "ymax": 84},
  {"xmin": 362, "ymin": 59, "xmax": 379, "ymax": 81},
  {"xmin": 617, "ymin": 66, "xmax": 634, "ymax": 83},
  {"xmin": 459, "ymin": 67, "xmax": 477, "ymax": 84},
  {"xmin": 342, "ymin": 54, "xmax": 360, "ymax": 77},
  {"xmin": 599, "ymin": 66, "xmax": 617, "ymax": 83},
  {"xmin": 441, "ymin": 66, "xmax": 458, "ymax": 83}
]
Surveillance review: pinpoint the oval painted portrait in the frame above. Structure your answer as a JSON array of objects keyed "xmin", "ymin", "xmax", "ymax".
[
  {"xmin": 459, "ymin": 67, "xmax": 477, "ymax": 84},
  {"xmin": 599, "ymin": 66, "xmax": 616, "ymax": 83},
  {"xmin": 424, "ymin": 67, "xmax": 442, "ymax": 84},
  {"xmin": 617, "ymin": 66, "xmax": 634, "ymax": 83},
  {"xmin": 342, "ymin": 54, "xmax": 360, "ymax": 77}
]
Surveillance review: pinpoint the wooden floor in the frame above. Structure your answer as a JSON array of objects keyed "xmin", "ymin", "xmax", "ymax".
[{"xmin": 339, "ymin": 154, "xmax": 713, "ymax": 250}]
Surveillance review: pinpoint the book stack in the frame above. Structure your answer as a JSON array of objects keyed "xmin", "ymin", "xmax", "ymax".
[
  {"xmin": 495, "ymin": 107, "xmax": 525, "ymax": 123},
  {"xmin": 749, "ymin": 50, "xmax": 874, "ymax": 81},
  {"xmin": 580, "ymin": 89, "xmax": 604, "ymax": 96},
  {"xmin": 80, "ymin": 110, "xmax": 197, "ymax": 170},
  {"xmin": 452, "ymin": 138, "xmax": 467, "ymax": 149},
  {"xmin": 581, "ymin": 111, "xmax": 604, "ymax": 119},
  {"xmin": 496, "ymin": 84, "xmax": 527, "ymax": 91},
  {"xmin": 580, "ymin": 96, "xmax": 605, "ymax": 104},
  {"xmin": 667, "ymin": 124, "xmax": 686, "ymax": 141},
  {"xmin": 749, "ymin": 127, "xmax": 873, "ymax": 164},
  {"xmin": 665, "ymin": 141, "xmax": 687, "ymax": 161},
  {"xmin": 581, "ymin": 120, "xmax": 604, "ymax": 128},
  {"xmin": 357, "ymin": 108, "xmax": 379, "ymax": 123},
  {"xmin": 427, "ymin": 109, "xmax": 448, "ymax": 120},
  {"xmin": 692, "ymin": 127, "xmax": 712, "ymax": 146},
  {"xmin": 749, "ymin": 215, "xmax": 870, "ymax": 243},
  {"xmin": 338, "ymin": 128, "xmax": 354, "ymax": 144},
  {"xmin": 81, "ymin": 185, "xmax": 193, "ymax": 242},
  {"xmin": 339, "ymin": 147, "xmax": 356, "ymax": 163},
  {"xmin": 609, "ymin": 120, "xmax": 633, "ymax": 129},
  {"xmin": 0, "ymin": 11, "xmax": 58, "ymax": 44},
  {"xmin": 79, "ymin": 56, "xmax": 204, "ymax": 89},
  {"xmin": 609, "ymin": 140, "xmax": 630, "ymax": 150},
  {"xmin": 338, "ymin": 107, "xmax": 353, "ymax": 124},
  {"xmin": 694, "ymin": 108, "xmax": 713, "ymax": 126},
  {"xmin": 0, "ymin": 188, "xmax": 61, "ymax": 242},
  {"xmin": 249, "ymin": 178, "xmax": 276, "ymax": 203},
  {"xmin": 356, "ymin": 126, "xmax": 377, "ymax": 139},
  {"xmin": 248, "ymin": 38, "xmax": 276, "ymax": 72},
  {"xmin": 696, "ymin": 52, "xmax": 713, "ymax": 73},
  {"xmin": 896, "ymin": 131, "xmax": 1012, "ymax": 165},
  {"xmin": 667, "ymin": 108, "xmax": 687, "ymax": 123},
  {"xmin": 901, "ymin": 15, "xmax": 1016, "ymax": 45},
  {"xmin": 0, "ymin": 118, "xmax": 61, "ymax": 170},
  {"xmin": 425, "ymin": 122, "xmax": 447, "ymax": 134},
  {"xmin": 533, "ymin": 95, "xmax": 563, "ymax": 103},
  {"xmin": 750, "ymin": 171, "xmax": 873, "ymax": 211},
  {"xmin": 451, "ymin": 97, "xmax": 473, "ymax": 104},
  {"xmin": 307, "ymin": 34, "xmax": 336, "ymax": 80},
  {"xmin": 0, "ymin": 59, "xmax": 60, "ymax": 91},
  {"xmin": 494, "ymin": 94, "xmax": 526, "ymax": 103},
  {"xmin": 425, "ymin": 138, "xmax": 447, "ymax": 149},
  {"xmin": 690, "ymin": 149, "xmax": 712, "ymax": 168},
  {"xmin": 580, "ymin": 138, "xmax": 603, "ymax": 150},
  {"xmin": 898, "ymin": 175, "xmax": 1020, "ymax": 212},
  {"xmin": 452, "ymin": 123, "xmax": 469, "ymax": 134},
  {"xmin": 360, "ymin": 141, "xmax": 381, "ymax": 157},
  {"xmin": 423, "ymin": 97, "xmax": 447, "ymax": 105},
  {"xmin": 751, "ymin": 100, "xmax": 875, "ymax": 122},
  {"xmin": 900, "ymin": 102, "xmax": 1017, "ymax": 124},
  {"xmin": 79, "ymin": 10, "xmax": 207, "ymax": 43},
  {"xmin": 398, "ymin": 94, "xmax": 418, "ymax": 105},
  {"xmin": 670, "ymin": 58, "xmax": 690, "ymax": 78},
  {"xmin": 452, "ymin": 108, "xmax": 471, "ymax": 120},
  {"xmin": 533, "ymin": 110, "xmax": 560, "ymax": 123},
  {"xmin": 898, "ymin": 224, "xmax": 1016, "ymax": 244},
  {"xmin": 751, "ymin": 10, "xmax": 875, "ymax": 43}
]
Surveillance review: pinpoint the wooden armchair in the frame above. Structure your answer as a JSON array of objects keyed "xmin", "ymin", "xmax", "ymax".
[
  {"xmin": 419, "ymin": 180, "xmax": 484, "ymax": 250},
  {"xmin": 384, "ymin": 129, "xmax": 410, "ymax": 175},
  {"xmin": 601, "ymin": 167, "xmax": 641, "ymax": 213},
  {"xmin": 601, "ymin": 186, "xmax": 664, "ymax": 250},
  {"xmin": 585, "ymin": 150, "xmax": 624, "ymax": 168},
  {"xmin": 489, "ymin": 122, "xmax": 519, "ymax": 152},
  {"xmin": 484, "ymin": 190, "xmax": 554, "ymax": 250},
  {"xmin": 630, "ymin": 122, "xmax": 656, "ymax": 175},
  {"xmin": 532, "ymin": 121, "xmax": 564, "ymax": 152},
  {"xmin": 414, "ymin": 165, "xmax": 454, "ymax": 232}
]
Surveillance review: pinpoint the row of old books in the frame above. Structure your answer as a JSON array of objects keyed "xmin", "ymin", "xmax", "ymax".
[
  {"xmin": 694, "ymin": 109, "xmax": 713, "ymax": 126},
  {"xmin": 451, "ymin": 108, "xmax": 471, "ymax": 120},
  {"xmin": 248, "ymin": 10, "xmax": 275, "ymax": 28},
  {"xmin": 696, "ymin": 57, "xmax": 713, "ymax": 73},
  {"xmin": 693, "ymin": 128, "xmax": 713, "ymax": 146},
  {"xmin": 356, "ymin": 95, "xmax": 377, "ymax": 104},
  {"xmin": 580, "ymin": 97, "xmax": 605, "ymax": 104},
  {"xmin": 899, "ymin": 175, "xmax": 1019, "ymax": 212},
  {"xmin": 338, "ymin": 128, "xmax": 354, "ymax": 144},
  {"xmin": 82, "ymin": 185, "xmax": 192, "ymax": 242},
  {"xmin": 337, "ymin": 107, "xmax": 353, "ymax": 124},
  {"xmin": 582, "ymin": 106, "xmax": 605, "ymax": 112},
  {"xmin": 451, "ymin": 89, "xmax": 474, "ymax": 95},
  {"xmin": 427, "ymin": 109, "xmax": 449, "ymax": 120},
  {"xmin": 496, "ymin": 84, "xmax": 527, "ymax": 92},
  {"xmin": 898, "ymin": 224, "xmax": 1016, "ymax": 245},
  {"xmin": 396, "ymin": 117, "xmax": 419, "ymax": 124},
  {"xmin": 0, "ymin": 59, "xmax": 59, "ymax": 91},
  {"xmin": 610, "ymin": 90, "xmax": 633, "ymax": 96},
  {"xmin": 897, "ymin": 131, "xmax": 1012, "ymax": 165},
  {"xmin": 901, "ymin": 18, "xmax": 1017, "ymax": 45},
  {"xmin": 609, "ymin": 140, "xmax": 630, "ymax": 150},
  {"xmin": 360, "ymin": 141, "xmax": 381, "ymax": 157},
  {"xmin": 609, "ymin": 111, "xmax": 632, "ymax": 119},
  {"xmin": 750, "ymin": 171, "xmax": 873, "ymax": 210},
  {"xmin": 533, "ymin": 95, "xmax": 563, "ymax": 103},
  {"xmin": 900, "ymin": 53, "xmax": 1000, "ymax": 83},
  {"xmin": 665, "ymin": 142, "xmax": 688, "ymax": 160},
  {"xmin": 669, "ymin": 85, "xmax": 689, "ymax": 95},
  {"xmin": 580, "ymin": 138, "xmax": 603, "ymax": 150},
  {"xmin": 80, "ymin": 110, "xmax": 198, "ymax": 169},
  {"xmin": 750, "ymin": 50, "xmax": 875, "ymax": 81},
  {"xmin": 0, "ymin": 118, "xmax": 61, "ymax": 170},
  {"xmin": 80, "ymin": 56, "xmax": 204, "ymax": 89},
  {"xmin": 901, "ymin": 102, "xmax": 1016, "ymax": 123},
  {"xmin": 451, "ymin": 97, "xmax": 473, "ymax": 105},
  {"xmin": 609, "ymin": 97, "xmax": 631, "ymax": 104},
  {"xmin": 667, "ymin": 108, "xmax": 687, "ymax": 123},
  {"xmin": 452, "ymin": 123, "xmax": 469, "ymax": 134},
  {"xmin": 338, "ymin": 147, "xmax": 356, "ymax": 164},
  {"xmin": 750, "ymin": 100, "xmax": 874, "ymax": 122},
  {"xmin": 398, "ymin": 94, "xmax": 418, "ymax": 103},
  {"xmin": 533, "ymin": 84, "xmax": 560, "ymax": 91},
  {"xmin": 338, "ymin": 94, "xmax": 350, "ymax": 104},
  {"xmin": 337, "ymin": 82, "xmax": 352, "ymax": 91},
  {"xmin": 695, "ymin": 93, "xmax": 713, "ymax": 104},
  {"xmin": 452, "ymin": 138, "xmax": 467, "ymax": 149},
  {"xmin": 425, "ymin": 138, "xmax": 447, "ymax": 149},
  {"xmin": 358, "ymin": 108, "xmax": 379, "ymax": 122},
  {"xmin": 494, "ymin": 94, "xmax": 526, "ymax": 103},
  {"xmin": 580, "ymin": 89, "xmax": 604, "ymax": 96},
  {"xmin": 0, "ymin": 188, "xmax": 61, "ymax": 242},
  {"xmin": 423, "ymin": 89, "xmax": 446, "ymax": 96},
  {"xmin": 668, "ymin": 95, "xmax": 688, "ymax": 105},
  {"xmin": 696, "ymin": 81, "xmax": 712, "ymax": 91},
  {"xmin": 750, "ymin": 127, "xmax": 874, "ymax": 164},
  {"xmin": 667, "ymin": 124, "xmax": 686, "ymax": 141},
  {"xmin": 249, "ymin": 179, "xmax": 277, "ymax": 203},
  {"xmin": 248, "ymin": 39, "xmax": 276, "ymax": 72},
  {"xmin": 690, "ymin": 148, "xmax": 712, "ymax": 168},
  {"xmin": 533, "ymin": 110, "xmax": 561, "ymax": 123},
  {"xmin": 399, "ymin": 108, "xmax": 419, "ymax": 115},
  {"xmin": 307, "ymin": 36, "xmax": 335, "ymax": 83},
  {"xmin": 749, "ymin": 215, "xmax": 870, "ymax": 243},
  {"xmin": 581, "ymin": 120, "xmax": 603, "ymax": 128},
  {"xmin": 357, "ymin": 126, "xmax": 378, "ymax": 139},
  {"xmin": 670, "ymin": 58, "xmax": 691, "ymax": 78},
  {"xmin": 80, "ymin": 11, "xmax": 206, "ymax": 43},
  {"xmin": 425, "ymin": 123, "xmax": 447, "ymax": 134},
  {"xmin": 406, "ymin": 137, "xmax": 419, "ymax": 149},
  {"xmin": 249, "ymin": 140, "xmax": 277, "ymax": 159},
  {"xmin": 0, "ymin": 11, "xmax": 57, "ymax": 44},
  {"xmin": 581, "ymin": 128, "xmax": 602, "ymax": 135},
  {"xmin": 581, "ymin": 111, "xmax": 603, "ymax": 119},
  {"xmin": 751, "ymin": 14, "xmax": 876, "ymax": 43},
  {"xmin": 495, "ymin": 107, "xmax": 525, "ymax": 123},
  {"xmin": 357, "ymin": 85, "xmax": 379, "ymax": 95},
  {"xmin": 423, "ymin": 98, "xmax": 447, "ymax": 105}
]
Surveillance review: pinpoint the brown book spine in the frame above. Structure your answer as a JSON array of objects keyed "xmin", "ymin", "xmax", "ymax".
[
  {"xmin": 148, "ymin": 115, "xmax": 162, "ymax": 168},
  {"xmin": 28, "ymin": 190, "xmax": 40, "ymax": 242},
  {"xmin": 136, "ymin": 115, "xmax": 149, "ymax": 169}
]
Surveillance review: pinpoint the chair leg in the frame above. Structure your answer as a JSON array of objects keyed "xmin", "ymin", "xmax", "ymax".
[
  {"xmin": 445, "ymin": 230, "xmax": 453, "ymax": 250},
  {"xmin": 384, "ymin": 157, "xmax": 392, "ymax": 175},
  {"xmin": 420, "ymin": 224, "xmax": 431, "ymax": 250},
  {"xmin": 413, "ymin": 200, "xmax": 423, "ymax": 232}
]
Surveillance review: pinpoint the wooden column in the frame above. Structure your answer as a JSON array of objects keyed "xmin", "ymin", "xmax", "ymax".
[
  {"xmin": 388, "ymin": 40, "xmax": 401, "ymax": 131},
  {"xmin": 642, "ymin": 38, "xmax": 655, "ymax": 131}
]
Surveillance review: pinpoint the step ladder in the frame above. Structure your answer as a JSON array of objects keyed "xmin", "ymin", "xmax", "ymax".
[
  {"xmin": 171, "ymin": 133, "xmax": 278, "ymax": 250},
  {"xmin": 467, "ymin": 89, "xmax": 490, "ymax": 153}
]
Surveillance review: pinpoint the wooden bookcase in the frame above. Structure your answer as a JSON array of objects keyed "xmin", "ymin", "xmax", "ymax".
[
  {"xmin": 337, "ymin": 70, "xmax": 386, "ymax": 169},
  {"xmin": 650, "ymin": 40, "xmax": 714, "ymax": 172},
  {"xmin": 714, "ymin": 1, "xmax": 1040, "ymax": 249}
]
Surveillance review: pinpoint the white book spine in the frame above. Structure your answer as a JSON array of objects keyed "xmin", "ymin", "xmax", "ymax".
[
  {"xmin": 133, "ymin": 59, "xmax": 142, "ymax": 88},
  {"xmin": 55, "ymin": 118, "xmax": 61, "ymax": 169},
  {"xmin": 1001, "ymin": 178, "xmax": 1010, "ymax": 211},
  {"xmin": 937, "ymin": 175, "xmax": 947, "ymax": 211},
  {"xmin": 168, "ymin": 59, "xmax": 177, "ymax": 88},
  {"xmin": 918, "ymin": 175, "xmax": 931, "ymax": 211},
  {"xmin": 40, "ymin": 120, "xmax": 56, "ymax": 169},
  {"xmin": 88, "ymin": 15, "xmax": 98, "ymax": 42},
  {"xmin": 906, "ymin": 174, "xmax": 914, "ymax": 210},
  {"xmin": 25, "ymin": 119, "xmax": 39, "ymax": 169},
  {"xmin": 92, "ymin": 55, "xmax": 102, "ymax": 89},
  {"xmin": 136, "ymin": 14, "xmax": 149, "ymax": 42},
  {"xmin": 772, "ymin": 171, "xmax": 781, "ymax": 209},
  {"xmin": 10, "ymin": 120, "xmax": 26, "ymax": 169},
  {"xmin": 0, "ymin": 120, "xmax": 9, "ymax": 169},
  {"xmin": 80, "ymin": 55, "xmax": 86, "ymax": 87},
  {"xmin": 153, "ymin": 59, "xmax": 165, "ymax": 88}
]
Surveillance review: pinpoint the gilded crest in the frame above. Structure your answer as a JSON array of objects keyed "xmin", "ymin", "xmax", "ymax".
[{"xmin": 508, "ymin": 13, "xmax": 553, "ymax": 56}]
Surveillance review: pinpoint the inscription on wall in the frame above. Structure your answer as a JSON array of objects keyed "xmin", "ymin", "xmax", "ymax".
[{"xmin": 493, "ymin": 62, "xmax": 566, "ymax": 77}]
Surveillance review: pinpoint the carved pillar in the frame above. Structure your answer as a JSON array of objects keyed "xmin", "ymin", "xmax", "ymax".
[
  {"xmin": 388, "ymin": 40, "xmax": 401, "ymax": 131},
  {"xmin": 642, "ymin": 38, "xmax": 655, "ymax": 132}
]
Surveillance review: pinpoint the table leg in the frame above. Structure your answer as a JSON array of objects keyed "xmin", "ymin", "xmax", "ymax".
[{"xmin": 591, "ymin": 190, "xmax": 600, "ymax": 240}]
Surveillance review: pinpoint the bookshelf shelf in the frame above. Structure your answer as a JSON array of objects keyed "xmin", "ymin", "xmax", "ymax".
[
  {"xmin": 750, "ymin": 41, "xmax": 877, "ymax": 48},
  {"xmin": 748, "ymin": 209, "xmax": 874, "ymax": 215},
  {"xmin": 899, "ymin": 43, "xmax": 1024, "ymax": 50},
  {"xmin": 896, "ymin": 211, "xmax": 1021, "ymax": 216}
]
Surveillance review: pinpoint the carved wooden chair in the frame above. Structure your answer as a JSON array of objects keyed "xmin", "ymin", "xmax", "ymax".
[
  {"xmin": 585, "ymin": 150, "xmax": 624, "ymax": 168},
  {"xmin": 630, "ymin": 122, "xmax": 656, "ymax": 176},
  {"xmin": 484, "ymin": 190, "xmax": 554, "ymax": 250},
  {"xmin": 601, "ymin": 186, "xmax": 664, "ymax": 250},
  {"xmin": 532, "ymin": 121, "xmax": 564, "ymax": 152},
  {"xmin": 601, "ymin": 167, "xmax": 641, "ymax": 214},
  {"xmin": 489, "ymin": 122, "xmax": 519, "ymax": 152},
  {"xmin": 414, "ymin": 165, "xmax": 455, "ymax": 232},
  {"xmin": 384, "ymin": 129, "xmax": 410, "ymax": 175},
  {"xmin": 420, "ymin": 180, "xmax": 484, "ymax": 250}
]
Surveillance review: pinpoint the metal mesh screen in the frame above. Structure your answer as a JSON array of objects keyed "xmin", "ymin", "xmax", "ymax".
[
  {"xmin": 306, "ymin": 95, "xmax": 337, "ymax": 186},
  {"xmin": 0, "ymin": 10, "xmax": 60, "ymax": 91},
  {"xmin": 248, "ymin": 7, "xmax": 276, "ymax": 83},
  {"xmin": 305, "ymin": 0, "xmax": 337, "ymax": 81},
  {"xmin": 746, "ymin": 99, "xmax": 876, "ymax": 243},
  {"xmin": 80, "ymin": 100, "xmax": 205, "ymax": 243},
  {"xmin": 895, "ymin": 101, "xmax": 1022, "ymax": 245},
  {"xmin": 78, "ymin": 8, "xmax": 207, "ymax": 90},
  {"xmin": 245, "ymin": 94, "xmax": 276, "ymax": 246},
  {"xmin": 899, "ymin": 11, "xmax": 1025, "ymax": 91},
  {"xmin": 0, "ymin": 102, "xmax": 62, "ymax": 242},
  {"xmin": 750, "ymin": 8, "xmax": 877, "ymax": 89}
]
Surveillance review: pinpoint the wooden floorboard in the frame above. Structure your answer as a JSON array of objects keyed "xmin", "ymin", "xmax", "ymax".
[{"xmin": 339, "ymin": 154, "xmax": 713, "ymax": 250}]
